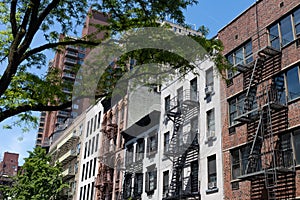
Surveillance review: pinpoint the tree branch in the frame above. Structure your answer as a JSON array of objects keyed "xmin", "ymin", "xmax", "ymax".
[{"xmin": 10, "ymin": 0, "xmax": 18, "ymax": 37}]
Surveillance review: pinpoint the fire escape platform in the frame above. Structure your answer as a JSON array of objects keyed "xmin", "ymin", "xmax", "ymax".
[{"xmin": 238, "ymin": 167, "xmax": 295, "ymax": 181}]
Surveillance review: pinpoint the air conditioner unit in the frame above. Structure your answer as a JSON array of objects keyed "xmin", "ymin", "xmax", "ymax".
[
  {"xmin": 206, "ymin": 130, "xmax": 215, "ymax": 139},
  {"xmin": 205, "ymin": 85, "xmax": 213, "ymax": 95},
  {"xmin": 208, "ymin": 181, "xmax": 217, "ymax": 189}
]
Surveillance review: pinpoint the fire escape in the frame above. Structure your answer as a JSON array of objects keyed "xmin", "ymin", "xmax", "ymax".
[
  {"xmin": 234, "ymin": 44, "xmax": 296, "ymax": 200},
  {"xmin": 163, "ymin": 90, "xmax": 200, "ymax": 200},
  {"xmin": 96, "ymin": 114, "xmax": 118, "ymax": 200}
]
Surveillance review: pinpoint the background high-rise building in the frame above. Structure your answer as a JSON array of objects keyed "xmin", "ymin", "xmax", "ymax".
[{"xmin": 36, "ymin": 10, "xmax": 108, "ymax": 148}]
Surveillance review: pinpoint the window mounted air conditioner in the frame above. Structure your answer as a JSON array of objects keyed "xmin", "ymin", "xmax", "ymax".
[
  {"xmin": 205, "ymin": 85, "xmax": 213, "ymax": 95},
  {"xmin": 206, "ymin": 130, "xmax": 215, "ymax": 139},
  {"xmin": 208, "ymin": 181, "xmax": 217, "ymax": 189}
]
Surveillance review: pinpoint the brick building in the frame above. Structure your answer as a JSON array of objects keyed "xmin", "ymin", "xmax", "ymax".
[{"xmin": 218, "ymin": 0, "xmax": 300, "ymax": 199}]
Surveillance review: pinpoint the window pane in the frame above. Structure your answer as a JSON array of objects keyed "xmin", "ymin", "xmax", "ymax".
[
  {"xmin": 280, "ymin": 15, "xmax": 294, "ymax": 46},
  {"xmin": 294, "ymin": 9, "xmax": 300, "ymax": 36},
  {"xmin": 286, "ymin": 66, "xmax": 300, "ymax": 100},
  {"xmin": 245, "ymin": 41, "xmax": 253, "ymax": 63},
  {"xmin": 293, "ymin": 130, "xmax": 300, "ymax": 165},
  {"xmin": 206, "ymin": 68, "xmax": 214, "ymax": 87},
  {"xmin": 269, "ymin": 24, "xmax": 280, "ymax": 49},
  {"xmin": 235, "ymin": 48, "xmax": 243, "ymax": 64}
]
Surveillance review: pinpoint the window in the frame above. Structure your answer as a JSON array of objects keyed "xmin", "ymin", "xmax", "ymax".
[
  {"xmin": 126, "ymin": 145, "xmax": 134, "ymax": 165},
  {"xmin": 88, "ymin": 139, "xmax": 91, "ymax": 157},
  {"xmin": 207, "ymin": 109, "xmax": 215, "ymax": 138},
  {"xmin": 81, "ymin": 164, "xmax": 85, "ymax": 181},
  {"xmin": 77, "ymin": 143, "xmax": 81, "ymax": 154},
  {"xmin": 280, "ymin": 15, "xmax": 294, "ymax": 46},
  {"xmin": 294, "ymin": 9, "xmax": 300, "ymax": 36},
  {"xmin": 123, "ymin": 173, "xmax": 132, "ymax": 199},
  {"xmin": 190, "ymin": 117, "xmax": 198, "ymax": 144},
  {"xmin": 93, "ymin": 157, "xmax": 97, "ymax": 176},
  {"xmin": 286, "ymin": 66, "xmax": 300, "ymax": 101},
  {"xmin": 190, "ymin": 77, "xmax": 197, "ymax": 101},
  {"xmin": 91, "ymin": 182, "xmax": 94, "ymax": 200},
  {"xmin": 206, "ymin": 68, "xmax": 214, "ymax": 91},
  {"xmin": 85, "ymin": 161, "xmax": 89, "ymax": 180},
  {"xmin": 280, "ymin": 133, "xmax": 293, "ymax": 168},
  {"xmin": 208, "ymin": 155, "xmax": 217, "ymax": 189},
  {"xmin": 134, "ymin": 173, "xmax": 143, "ymax": 197},
  {"xmin": 164, "ymin": 132, "xmax": 170, "ymax": 153},
  {"xmin": 91, "ymin": 137, "xmax": 95, "ymax": 155},
  {"xmin": 94, "ymin": 115, "xmax": 97, "ymax": 132},
  {"xmin": 226, "ymin": 41, "xmax": 253, "ymax": 79},
  {"xmin": 269, "ymin": 7, "xmax": 300, "ymax": 49},
  {"xmin": 87, "ymin": 183, "xmax": 90, "ymax": 200},
  {"xmin": 163, "ymin": 171, "xmax": 169, "ymax": 198},
  {"xmin": 293, "ymin": 129, "xmax": 300, "ymax": 165},
  {"xmin": 74, "ymin": 161, "xmax": 78, "ymax": 173},
  {"xmin": 145, "ymin": 171, "xmax": 157, "ymax": 193},
  {"xmin": 228, "ymin": 93, "xmax": 246, "ymax": 126},
  {"xmin": 84, "ymin": 142, "xmax": 87, "ymax": 159},
  {"xmin": 86, "ymin": 121, "xmax": 90, "ymax": 138},
  {"xmin": 95, "ymin": 134, "xmax": 99, "ymax": 152},
  {"xmin": 97, "ymin": 111, "xmax": 101, "ymax": 129},
  {"xmin": 136, "ymin": 139, "xmax": 144, "ymax": 161},
  {"xmin": 165, "ymin": 95, "xmax": 170, "ymax": 112},
  {"xmin": 147, "ymin": 133, "xmax": 157, "ymax": 156},
  {"xmin": 90, "ymin": 118, "xmax": 93, "ymax": 135},
  {"xmin": 231, "ymin": 145, "xmax": 252, "ymax": 180},
  {"xmin": 89, "ymin": 159, "xmax": 93, "ymax": 178},
  {"xmin": 191, "ymin": 161, "xmax": 199, "ymax": 193}
]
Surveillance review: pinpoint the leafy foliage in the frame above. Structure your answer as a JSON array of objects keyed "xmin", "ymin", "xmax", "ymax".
[
  {"xmin": 1, "ymin": 147, "xmax": 68, "ymax": 200},
  {"xmin": 0, "ymin": 0, "xmax": 230, "ymax": 127}
]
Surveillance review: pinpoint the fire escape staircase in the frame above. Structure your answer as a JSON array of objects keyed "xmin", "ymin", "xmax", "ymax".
[
  {"xmin": 164, "ymin": 90, "xmax": 200, "ymax": 200},
  {"xmin": 235, "ymin": 46, "xmax": 295, "ymax": 200}
]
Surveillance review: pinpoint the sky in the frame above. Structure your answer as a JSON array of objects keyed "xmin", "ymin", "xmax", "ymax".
[{"xmin": 0, "ymin": 0, "xmax": 256, "ymax": 165}]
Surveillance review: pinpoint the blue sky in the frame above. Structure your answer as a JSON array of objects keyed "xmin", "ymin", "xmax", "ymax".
[{"xmin": 0, "ymin": 0, "xmax": 255, "ymax": 165}]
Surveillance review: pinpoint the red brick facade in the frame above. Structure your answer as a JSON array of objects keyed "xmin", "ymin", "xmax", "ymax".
[{"xmin": 218, "ymin": 0, "xmax": 300, "ymax": 199}]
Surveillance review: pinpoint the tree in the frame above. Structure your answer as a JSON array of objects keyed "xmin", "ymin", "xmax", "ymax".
[
  {"xmin": 0, "ymin": 0, "xmax": 229, "ymax": 126},
  {"xmin": 0, "ymin": 147, "xmax": 68, "ymax": 200}
]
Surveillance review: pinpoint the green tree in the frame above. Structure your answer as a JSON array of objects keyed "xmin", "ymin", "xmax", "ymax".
[
  {"xmin": 1, "ymin": 147, "xmax": 67, "ymax": 200},
  {"xmin": 0, "ymin": 0, "xmax": 229, "ymax": 126}
]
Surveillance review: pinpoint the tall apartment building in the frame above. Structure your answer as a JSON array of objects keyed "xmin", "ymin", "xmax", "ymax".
[
  {"xmin": 49, "ymin": 114, "xmax": 85, "ymax": 200},
  {"xmin": 36, "ymin": 10, "xmax": 108, "ymax": 148},
  {"xmin": 77, "ymin": 100, "xmax": 103, "ymax": 200},
  {"xmin": 218, "ymin": 0, "xmax": 300, "ymax": 199}
]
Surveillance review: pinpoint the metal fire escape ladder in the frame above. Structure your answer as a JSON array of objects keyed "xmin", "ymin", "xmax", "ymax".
[
  {"xmin": 245, "ymin": 111, "xmax": 264, "ymax": 174},
  {"xmin": 164, "ymin": 91, "xmax": 199, "ymax": 200},
  {"xmin": 264, "ymin": 86, "xmax": 278, "ymax": 200},
  {"xmin": 244, "ymin": 58, "xmax": 260, "ymax": 113}
]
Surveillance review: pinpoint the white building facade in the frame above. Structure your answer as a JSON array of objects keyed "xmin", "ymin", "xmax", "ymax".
[
  {"xmin": 77, "ymin": 100, "xmax": 103, "ymax": 200},
  {"xmin": 158, "ymin": 58, "xmax": 224, "ymax": 200}
]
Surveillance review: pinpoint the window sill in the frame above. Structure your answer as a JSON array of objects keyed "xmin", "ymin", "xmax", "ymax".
[{"xmin": 206, "ymin": 187, "xmax": 219, "ymax": 194}]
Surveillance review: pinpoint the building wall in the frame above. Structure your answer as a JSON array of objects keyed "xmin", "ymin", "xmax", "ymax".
[
  {"xmin": 218, "ymin": 0, "xmax": 300, "ymax": 199},
  {"xmin": 158, "ymin": 58, "xmax": 223, "ymax": 200},
  {"xmin": 0, "ymin": 152, "xmax": 19, "ymax": 177},
  {"xmin": 77, "ymin": 100, "xmax": 103, "ymax": 200},
  {"xmin": 49, "ymin": 113, "xmax": 85, "ymax": 200}
]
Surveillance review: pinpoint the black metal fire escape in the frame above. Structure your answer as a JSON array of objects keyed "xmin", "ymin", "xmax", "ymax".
[
  {"xmin": 235, "ymin": 45, "xmax": 295, "ymax": 200},
  {"xmin": 163, "ymin": 90, "xmax": 200, "ymax": 200}
]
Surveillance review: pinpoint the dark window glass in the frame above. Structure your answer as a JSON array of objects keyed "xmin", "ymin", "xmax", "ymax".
[
  {"xmin": 293, "ymin": 129, "xmax": 300, "ymax": 165},
  {"xmin": 294, "ymin": 9, "xmax": 300, "ymax": 36},
  {"xmin": 136, "ymin": 139, "xmax": 144, "ymax": 161},
  {"xmin": 269, "ymin": 24, "xmax": 280, "ymax": 49},
  {"xmin": 286, "ymin": 66, "xmax": 300, "ymax": 100},
  {"xmin": 280, "ymin": 15, "xmax": 294, "ymax": 46},
  {"xmin": 163, "ymin": 171, "xmax": 169, "ymax": 197},
  {"xmin": 208, "ymin": 155, "xmax": 217, "ymax": 189}
]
